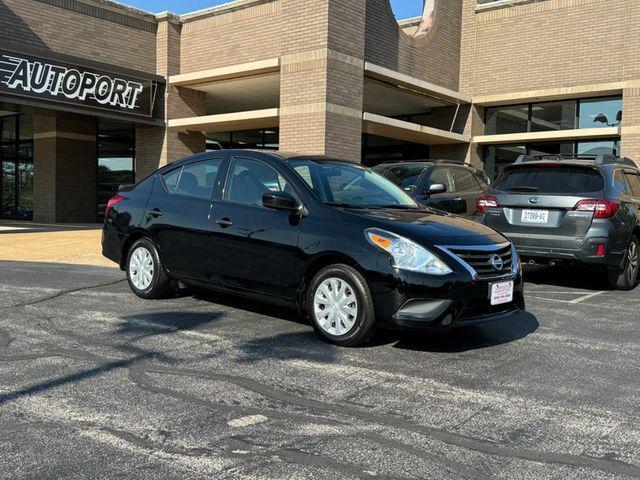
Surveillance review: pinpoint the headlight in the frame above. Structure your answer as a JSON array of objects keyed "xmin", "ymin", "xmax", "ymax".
[{"xmin": 365, "ymin": 228, "xmax": 452, "ymax": 275}]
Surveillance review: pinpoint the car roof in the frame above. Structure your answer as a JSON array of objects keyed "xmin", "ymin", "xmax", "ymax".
[
  {"xmin": 374, "ymin": 160, "xmax": 481, "ymax": 171},
  {"xmin": 165, "ymin": 149, "xmax": 359, "ymax": 170}
]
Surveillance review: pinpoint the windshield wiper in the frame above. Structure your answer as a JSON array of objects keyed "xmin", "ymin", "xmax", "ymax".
[
  {"xmin": 370, "ymin": 205, "xmax": 420, "ymax": 210},
  {"xmin": 506, "ymin": 186, "xmax": 539, "ymax": 193},
  {"xmin": 325, "ymin": 202, "xmax": 366, "ymax": 209}
]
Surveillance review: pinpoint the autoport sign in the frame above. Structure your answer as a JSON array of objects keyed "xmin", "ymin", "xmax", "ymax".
[{"xmin": 0, "ymin": 49, "xmax": 161, "ymax": 119}]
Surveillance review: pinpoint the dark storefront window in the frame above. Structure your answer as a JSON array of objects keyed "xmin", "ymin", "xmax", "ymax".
[
  {"xmin": 483, "ymin": 140, "xmax": 620, "ymax": 180},
  {"xmin": 206, "ymin": 129, "xmax": 280, "ymax": 151},
  {"xmin": 97, "ymin": 120, "xmax": 135, "ymax": 221},
  {"xmin": 485, "ymin": 105, "xmax": 529, "ymax": 135},
  {"xmin": 485, "ymin": 96, "xmax": 623, "ymax": 135},
  {"xmin": 0, "ymin": 110, "xmax": 34, "ymax": 220},
  {"xmin": 361, "ymin": 134, "xmax": 430, "ymax": 167},
  {"xmin": 530, "ymin": 101, "xmax": 577, "ymax": 132}
]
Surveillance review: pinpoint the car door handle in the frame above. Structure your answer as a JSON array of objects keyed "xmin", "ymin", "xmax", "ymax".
[
  {"xmin": 148, "ymin": 209, "xmax": 163, "ymax": 218},
  {"xmin": 216, "ymin": 218, "xmax": 233, "ymax": 228}
]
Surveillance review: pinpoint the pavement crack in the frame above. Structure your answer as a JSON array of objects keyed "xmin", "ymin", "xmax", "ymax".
[
  {"xmin": 140, "ymin": 364, "xmax": 640, "ymax": 478},
  {"xmin": 1, "ymin": 278, "xmax": 126, "ymax": 310}
]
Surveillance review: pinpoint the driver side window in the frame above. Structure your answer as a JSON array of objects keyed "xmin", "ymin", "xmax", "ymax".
[{"xmin": 225, "ymin": 158, "xmax": 291, "ymax": 207}]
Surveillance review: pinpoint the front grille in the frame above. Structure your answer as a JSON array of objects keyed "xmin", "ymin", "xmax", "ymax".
[{"xmin": 446, "ymin": 244, "xmax": 513, "ymax": 279}]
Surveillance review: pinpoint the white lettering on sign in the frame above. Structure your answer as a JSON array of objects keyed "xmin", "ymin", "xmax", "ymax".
[{"xmin": 1, "ymin": 54, "xmax": 144, "ymax": 110}]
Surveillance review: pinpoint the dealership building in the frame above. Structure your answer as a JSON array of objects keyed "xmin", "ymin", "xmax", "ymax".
[{"xmin": 0, "ymin": 0, "xmax": 637, "ymax": 223}]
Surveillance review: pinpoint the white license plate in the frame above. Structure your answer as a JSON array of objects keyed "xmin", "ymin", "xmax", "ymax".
[
  {"xmin": 521, "ymin": 209, "xmax": 549, "ymax": 224},
  {"xmin": 490, "ymin": 281, "xmax": 514, "ymax": 306}
]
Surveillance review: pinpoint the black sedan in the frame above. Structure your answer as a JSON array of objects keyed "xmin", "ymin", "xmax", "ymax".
[{"xmin": 102, "ymin": 150, "xmax": 524, "ymax": 346}]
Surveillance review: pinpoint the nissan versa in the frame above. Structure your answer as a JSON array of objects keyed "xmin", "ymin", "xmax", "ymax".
[{"xmin": 102, "ymin": 150, "xmax": 524, "ymax": 346}]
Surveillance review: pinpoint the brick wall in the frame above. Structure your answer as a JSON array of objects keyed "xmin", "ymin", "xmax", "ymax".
[
  {"xmin": 364, "ymin": 0, "xmax": 463, "ymax": 91},
  {"xmin": 460, "ymin": 0, "xmax": 632, "ymax": 96},
  {"xmin": 180, "ymin": 0, "xmax": 282, "ymax": 73},
  {"xmin": 0, "ymin": 0, "xmax": 157, "ymax": 73}
]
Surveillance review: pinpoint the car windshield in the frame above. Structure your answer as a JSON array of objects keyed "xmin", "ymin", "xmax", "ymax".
[
  {"xmin": 290, "ymin": 160, "xmax": 419, "ymax": 208},
  {"xmin": 495, "ymin": 166, "xmax": 604, "ymax": 195}
]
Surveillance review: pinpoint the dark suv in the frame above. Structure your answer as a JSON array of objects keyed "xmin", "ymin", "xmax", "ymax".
[
  {"xmin": 373, "ymin": 161, "xmax": 490, "ymax": 218},
  {"xmin": 477, "ymin": 154, "xmax": 640, "ymax": 290}
]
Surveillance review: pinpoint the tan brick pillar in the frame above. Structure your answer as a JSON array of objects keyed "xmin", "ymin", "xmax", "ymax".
[
  {"xmin": 136, "ymin": 13, "xmax": 205, "ymax": 181},
  {"xmin": 621, "ymin": 87, "xmax": 640, "ymax": 166},
  {"xmin": 279, "ymin": 0, "xmax": 366, "ymax": 162},
  {"xmin": 33, "ymin": 109, "xmax": 57, "ymax": 223}
]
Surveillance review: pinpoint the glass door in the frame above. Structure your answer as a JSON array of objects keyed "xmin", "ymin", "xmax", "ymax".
[{"xmin": 0, "ymin": 114, "xmax": 34, "ymax": 220}]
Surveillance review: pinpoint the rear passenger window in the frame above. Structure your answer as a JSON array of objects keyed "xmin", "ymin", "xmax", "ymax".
[
  {"xmin": 162, "ymin": 168, "xmax": 181, "ymax": 194},
  {"xmin": 614, "ymin": 171, "xmax": 632, "ymax": 195},
  {"xmin": 176, "ymin": 159, "xmax": 222, "ymax": 199},
  {"xmin": 162, "ymin": 158, "xmax": 222, "ymax": 199},
  {"xmin": 377, "ymin": 165, "xmax": 425, "ymax": 189},
  {"xmin": 451, "ymin": 168, "xmax": 479, "ymax": 192},
  {"xmin": 625, "ymin": 173, "xmax": 640, "ymax": 197}
]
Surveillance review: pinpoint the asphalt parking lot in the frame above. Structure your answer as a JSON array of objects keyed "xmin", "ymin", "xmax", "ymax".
[{"xmin": 0, "ymin": 260, "xmax": 638, "ymax": 480}]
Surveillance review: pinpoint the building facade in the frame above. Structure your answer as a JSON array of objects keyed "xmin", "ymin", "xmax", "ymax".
[{"xmin": 0, "ymin": 0, "xmax": 637, "ymax": 223}]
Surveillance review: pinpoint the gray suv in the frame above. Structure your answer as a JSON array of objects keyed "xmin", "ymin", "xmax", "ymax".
[{"xmin": 477, "ymin": 154, "xmax": 640, "ymax": 290}]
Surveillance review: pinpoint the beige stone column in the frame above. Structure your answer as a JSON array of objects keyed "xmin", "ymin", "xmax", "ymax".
[
  {"xmin": 279, "ymin": 0, "xmax": 366, "ymax": 162},
  {"xmin": 33, "ymin": 109, "xmax": 57, "ymax": 223},
  {"xmin": 621, "ymin": 87, "xmax": 640, "ymax": 166},
  {"xmin": 136, "ymin": 13, "xmax": 205, "ymax": 182}
]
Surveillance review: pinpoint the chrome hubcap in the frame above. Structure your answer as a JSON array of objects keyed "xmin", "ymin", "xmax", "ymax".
[
  {"xmin": 313, "ymin": 277, "xmax": 358, "ymax": 336},
  {"xmin": 627, "ymin": 241, "xmax": 639, "ymax": 284},
  {"xmin": 129, "ymin": 246, "xmax": 154, "ymax": 291}
]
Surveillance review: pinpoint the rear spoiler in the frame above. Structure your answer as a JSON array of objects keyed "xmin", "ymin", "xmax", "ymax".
[{"xmin": 514, "ymin": 154, "xmax": 636, "ymax": 167}]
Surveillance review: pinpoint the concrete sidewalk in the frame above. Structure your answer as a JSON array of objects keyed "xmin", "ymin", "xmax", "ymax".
[{"xmin": 0, "ymin": 221, "xmax": 117, "ymax": 268}]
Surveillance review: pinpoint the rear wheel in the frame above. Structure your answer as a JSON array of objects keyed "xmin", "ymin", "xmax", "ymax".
[
  {"xmin": 608, "ymin": 236, "xmax": 639, "ymax": 290},
  {"xmin": 126, "ymin": 238, "xmax": 172, "ymax": 299},
  {"xmin": 307, "ymin": 264, "xmax": 376, "ymax": 347}
]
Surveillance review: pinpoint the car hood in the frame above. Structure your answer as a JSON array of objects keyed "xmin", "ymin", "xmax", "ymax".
[{"xmin": 341, "ymin": 207, "xmax": 507, "ymax": 246}]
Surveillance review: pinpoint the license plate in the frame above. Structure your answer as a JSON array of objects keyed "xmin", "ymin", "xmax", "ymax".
[
  {"xmin": 490, "ymin": 281, "xmax": 514, "ymax": 306},
  {"xmin": 521, "ymin": 209, "xmax": 549, "ymax": 224}
]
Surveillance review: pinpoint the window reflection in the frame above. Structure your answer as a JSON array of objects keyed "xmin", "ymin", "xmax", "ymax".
[
  {"xmin": 97, "ymin": 120, "xmax": 135, "ymax": 221},
  {"xmin": 579, "ymin": 97, "xmax": 622, "ymax": 128}
]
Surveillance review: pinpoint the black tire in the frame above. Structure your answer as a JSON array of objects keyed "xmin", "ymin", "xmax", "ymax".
[
  {"xmin": 125, "ymin": 237, "xmax": 172, "ymax": 299},
  {"xmin": 307, "ymin": 264, "xmax": 376, "ymax": 347},
  {"xmin": 607, "ymin": 235, "xmax": 639, "ymax": 291}
]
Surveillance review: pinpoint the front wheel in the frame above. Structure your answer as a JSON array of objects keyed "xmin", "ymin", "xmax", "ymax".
[
  {"xmin": 307, "ymin": 264, "xmax": 376, "ymax": 347},
  {"xmin": 125, "ymin": 238, "xmax": 172, "ymax": 299},
  {"xmin": 607, "ymin": 236, "xmax": 639, "ymax": 291}
]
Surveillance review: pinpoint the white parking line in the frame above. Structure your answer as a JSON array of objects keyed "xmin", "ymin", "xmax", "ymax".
[{"xmin": 569, "ymin": 291, "xmax": 606, "ymax": 304}]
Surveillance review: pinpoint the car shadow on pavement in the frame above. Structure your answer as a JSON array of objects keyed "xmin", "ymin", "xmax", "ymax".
[
  {"xmin": 380, "ymin": 311, "xmax": 540, "ymax": 353},
  {"xmin": 523, "ymin": 265, "xmax": 610, "ymax": 290}
]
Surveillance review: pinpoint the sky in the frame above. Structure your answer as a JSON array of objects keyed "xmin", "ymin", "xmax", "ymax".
[{"xmin": 114, "ymin": 0, "xmax": 423, "ymax": 19}]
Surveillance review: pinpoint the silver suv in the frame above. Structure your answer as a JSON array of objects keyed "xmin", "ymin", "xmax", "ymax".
[{"xmin": 476, "ymin": 154, "xmax": 640, "ymax": 290}]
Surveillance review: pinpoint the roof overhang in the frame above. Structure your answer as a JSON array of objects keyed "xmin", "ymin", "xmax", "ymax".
[
  {"xmin": 364, "ymin": 62, "xmax": 472, "ymax": 105},
  {"xmin": 473, "ymin": 80, "xmax": 640, "ymax": 107},
  {"xmin": 363, "ymin": 113, "xmax": 470, "ymax": 145},
  {"xmin": 169, "ymin": 58, "xmax": 281, "ymax": 87},
  {"xmin": 472, "ymin": 127, "xmax": 620, "ymax": 145},
  {"xmin": 168, "ymin": 108, "xmax": 279, "ymax": 133}
]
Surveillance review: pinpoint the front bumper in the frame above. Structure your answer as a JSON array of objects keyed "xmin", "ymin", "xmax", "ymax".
[{"xmin": 368, "ymin": 267, "xmax": 525, "ymax": 332}]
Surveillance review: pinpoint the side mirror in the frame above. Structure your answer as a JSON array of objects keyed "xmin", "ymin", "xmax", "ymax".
[
  {"xmin": 426, "ymin": 183, "xmax": 447, "ymax": 195},
  {"xmin": 262, "ymin": 191, "xmax": 301, "ymax": 212}
]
